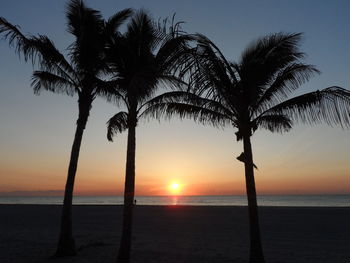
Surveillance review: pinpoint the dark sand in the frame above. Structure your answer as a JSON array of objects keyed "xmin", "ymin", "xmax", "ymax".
[{"xmin": 1, "ymin": 205, "xmax": 349, "ymax": 263}]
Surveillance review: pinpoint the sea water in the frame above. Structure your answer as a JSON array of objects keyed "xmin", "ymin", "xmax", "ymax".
[{"xmin": 0, "ymin": 195, "xmax": 349, "ymax": 207}]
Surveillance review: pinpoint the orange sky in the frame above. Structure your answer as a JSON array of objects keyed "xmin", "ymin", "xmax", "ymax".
[{"xmin": 1, "ymin": 118, "xmax": 349, "ymax": 196}]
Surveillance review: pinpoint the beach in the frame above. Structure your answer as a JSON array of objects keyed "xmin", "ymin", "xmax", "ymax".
[{"xmin": 1, "ymin": 205, "xmax": 349, "ymax": 263}]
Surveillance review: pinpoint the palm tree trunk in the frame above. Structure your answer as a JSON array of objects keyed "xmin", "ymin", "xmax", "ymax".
[
  {"xmin": 56, "ymin": 99, "xmax": 91, "ymax": 257},
  {"xmin": 117, "ymin": 118, "xmax": 137, "ymax": 263},
  {"xmin": 243, "ymin": 134, "xmax": 265, "ymax": 263}
]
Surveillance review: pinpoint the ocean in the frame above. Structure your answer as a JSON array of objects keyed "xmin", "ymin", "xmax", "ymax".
[{"xmin": 0, "ymin": 195, "xmax": 349, "ymax": 207}]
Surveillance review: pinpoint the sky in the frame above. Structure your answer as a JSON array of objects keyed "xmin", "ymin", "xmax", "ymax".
[{"xmin": 0, "ymin": 0, "xmax": 349, "ymax": 196}]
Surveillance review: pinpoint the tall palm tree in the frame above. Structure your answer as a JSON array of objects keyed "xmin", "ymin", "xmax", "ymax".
[
  {"xmin": 144, "ymin": 32, "xmax": 350, "ymax": 263},
  {"xmin": 0, "ymin": 0, "xmax": 132, "ymax": 256},
  {"xmin": 105, "ymin": 11, "xmax": 191, "ymax": 263}
]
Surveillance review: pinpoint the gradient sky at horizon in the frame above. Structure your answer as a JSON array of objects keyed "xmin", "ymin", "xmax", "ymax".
[{"xmin": 0, "ymin": 0, "xmax": 349, "ymax": 196}]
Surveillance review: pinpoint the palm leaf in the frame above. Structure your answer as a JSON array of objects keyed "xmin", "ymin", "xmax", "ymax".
[
  {"xmin": 32, "ymin": 36, "xmax": 78, "ymax": 83},
  {"xmin": 31, "ymin": 71, "xmax": 77, "ymax": 96},
  {"xmin": 0, "ymin": 17, "xmax": 78, "ymax": 85},
  {"xmin": 0, "ymin": 16, "xmax": 38, "ymax": 62},
  {"xmin": 253, "ymin": 114, "xmax": 292, "ymax": 133},
  {"xmin": 144, "ymin": 91, "xmax": 234, "ymax": 119},
  {"xmin": 156, "ymin": 34, "xmax": 196, "ymax": 74},
  {"xmin": 253, "ymin": 63, "xmax": 320, "ymax": 115},
  {"xmin": 66, "ymin": 0, "xmax": 105, "ymax": 73},
  {"xmin": 105, "ymin": 8, "xmax": 133, "ymax": 36},
  {"xmin": 188, "ymin": 36, "xmax": 242, "ymax": 114},
  {"xmin": 195, "ymin": 33, "xmax": 238, "ymax": 82},
  {"xmin": 94, "ymin": 78, "xmax": 127, "ymax": 104},
  {"xmin": 107, "ymin": 111, "xmax": 129, "ymax": 141},
  {"xmin": 238, "ymin": 32, "xmax": 305, "ymax": 100},
  {"xmin": 187, "ymin": 41, "xmax": 238, "ymax": 114},
  {"xmin": 66, "ymin": 0, "xmax": 103, "ymax": 38},
  {"xmin": 142, "ymin": 101, "xmax": 231, "ymax": 128},
  {"xmin": 240, "ymin": 32, "xmax": 304, "ymax": 68},
  {"xmin": 155, "ymin": 75, "xmax": 187, "ymax": 92},
  {"xmin": 263, "ymin": 86, "xmax": 350, "ymax": 128},
  {"xmin": 125, "ymin": 10, "xmax": 159, "ymax": 54}
]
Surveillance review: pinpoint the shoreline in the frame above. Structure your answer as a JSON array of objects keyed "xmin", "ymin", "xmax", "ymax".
[
  {"xmin": 1, "ymin": 195, "xmax": 349, "ymax": 207},
  {"xmin": 1, "ymin": 204, "xmax": 350, "ymax": 208}
]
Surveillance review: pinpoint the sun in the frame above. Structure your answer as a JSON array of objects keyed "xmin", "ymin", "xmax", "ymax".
[
  {"xmin": 171, "ymin": 183, "xmax": 179, "ymax": 190},
  {"xmin": 168, "ymin": 182, "xmax": 182, "ymax": 195}
]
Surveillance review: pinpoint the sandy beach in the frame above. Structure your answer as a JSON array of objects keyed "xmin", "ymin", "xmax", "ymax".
[{"xmin": 1, "ymin": 205, "xmax": 349, "ymax": 263}]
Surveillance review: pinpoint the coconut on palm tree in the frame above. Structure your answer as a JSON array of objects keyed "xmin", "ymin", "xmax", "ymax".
[
  {"xmin": 105, "ymin": 10, "xmax": 192, "ymax": 263},
  {"xmin": 145, "ymin": 32, "xmax": 350, "ymax": 263},
  {"xmin": 0, "ymin": 0, "xmax": 132, "ymax": 256}
]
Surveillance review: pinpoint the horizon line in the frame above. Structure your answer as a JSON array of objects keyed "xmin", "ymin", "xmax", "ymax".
[{"xmin": 1, "ymin": 193, "xmax": 350, "ymax": 197}]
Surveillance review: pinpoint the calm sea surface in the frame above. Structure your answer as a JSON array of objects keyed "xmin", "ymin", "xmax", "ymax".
[{"xmin": 0, "ymin": 195, "xmax": 349, "ymax": 207}]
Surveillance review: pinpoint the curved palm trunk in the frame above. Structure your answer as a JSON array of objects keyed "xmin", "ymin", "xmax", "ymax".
[
  {"xmin": 243, "ymin": 134, "xmax": 265, "ymax": 263},
  {"xmin": 56, "ymin": 97, "xmax": 91, "ymax": 256},
  {"xmin": 117, "ymin": 117, "xmax": 137, "ymax": 263}
]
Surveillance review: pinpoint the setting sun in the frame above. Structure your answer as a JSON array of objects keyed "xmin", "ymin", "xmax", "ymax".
[{"xmin": 169, "ymin": 182, "xmax": 182, "ymax": 195}]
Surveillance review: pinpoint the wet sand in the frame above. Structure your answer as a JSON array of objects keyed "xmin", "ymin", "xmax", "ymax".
[{"xmin": 1, "ymin": 205, "xmax": 349, "ymax": 263}]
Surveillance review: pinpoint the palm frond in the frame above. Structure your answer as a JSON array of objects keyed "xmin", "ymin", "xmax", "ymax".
[
  {"xmin": 156, "ymin": 34, "xmax": 195, "ymax": 74},
  {"xmin": 263, "ymin": 86, "xmax": 350, "ymax": 128},
  {"xmin": 157, "ymin": 13, "xmax": 186, "ymax": 37},
  {"xmin": 94, "ymin": 78, "xmax": 126, "ymax": 103},
  {"xmin": 187, "ymin": 38, "xmax": 239, "ymax": 114},
  {"xmin": 66, "ymin": 0, "xmax": 105, "ymax": 73},
  {"xmin": 144, "ymin": 91, "xmax": 235, "ymax": 119},
  {"xmin": 126, "ymin": 10, "xmax": 159, "ymax": 54},
  {"xmin": 105, "ymin": 8, "xmax": 133, "ymax": 36},
  {"xmin": 195, "ymin": 33, "xmax": 238, "ymax": 82},
  {"xmin": 155, "ymin": 16, "xmax": 194, "ymax": 73},
  {"xmin": 66, "ymin": 0, "xmax": 102, "ymax": 38},
  {"xmin": 156, "ymin": 75, "xmax": 187, "ymax": 91},
  {"xmin": 0, "ymin": 17, "xmax": 34, "ymax": 61},
  {"xmin": 253, "ymin": 114, "xmax": 292, "ymax": 133},
  {"xmin": 0, "ymin": 17, "xmax": 45, "ymax": 63},
  {"xmin": 142, "ymin": 101, "xmax": 232, "ymax": 128},
  {"xmin": 31, "ymin": 71, "xmax": 77, "ymax": 96},
  {"xmin": 0, "ymin": 17, "xmax": 78, "ymax": 84},
  {"xmin": 32, "ymin": 35, "xmax": 79, "ymax": 83},
  {"xmin": 191, "ymin": 37, "xmax": 240, "ymax": 103},
  {"xmin": 254, "ymin": 63, "xmax": 320, "ymax": 115},
  {"xmin": 238, "ymin": 32, "xmax": 305, "ymax": 100},
  {"xmin": 107, "ymin": 111, "xmax": 129, "ymax": 141},
  {"xmin": 241, "ymin": 32, "xmax": 304, "ymax": 66}
]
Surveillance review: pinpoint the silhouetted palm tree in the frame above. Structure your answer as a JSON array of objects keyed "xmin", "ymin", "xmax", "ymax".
[
  {"xmin": 145, "ymin": 32, "xmax": 350, "ymax": 263},
  {"xmin": 0, "ymin": 0, "xmax": 132, "ymax": 256},
  {"xmin": 105, "ymin": 11, "xmax": 191, "ymax": 263}
]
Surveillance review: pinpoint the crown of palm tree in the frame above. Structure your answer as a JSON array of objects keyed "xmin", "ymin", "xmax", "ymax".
[
  {"xmin": 106, "ymin": 10, "xmax": 193, "ymax": 140},
  {"xmin": 144, "ymin": 32, "xmax": 350, "ymax": 139},
  {"xmin": 0, "ymin": 0, "xmax": 133, "ymax": 101}
]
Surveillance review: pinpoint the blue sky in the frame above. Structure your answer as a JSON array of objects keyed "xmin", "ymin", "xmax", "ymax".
[{"xmin": 0, "ymin": 0, "xmax": 349, "ymax": 195}]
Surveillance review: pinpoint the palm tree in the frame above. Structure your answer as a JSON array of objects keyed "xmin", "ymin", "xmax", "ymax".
[
  {"xmin": 0, "ymin": 0, "xmax": 132, "ymax": 256},
  {"xmin": 105, "ymin": 11, "xmax": 191, "ymax": 263},
  {"xmin": 144, "ymin": 32, "xmax": 350, "ymax": 263}
]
